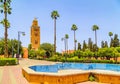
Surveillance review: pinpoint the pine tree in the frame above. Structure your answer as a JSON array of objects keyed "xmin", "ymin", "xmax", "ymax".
[
  {"xmin": 113, "ymin": 34, "xmax": 119, "ymax": 47},
  {"xmin": 104, "ymin": 41, "xmax": 108, "ymax": 48},
  {"xmin": 82, "ymin": 40, "xmax": 87, "ymax": 51},
  {"xmin": 101, "ymin": 41, "xmax": 105, "ymax": 48},
  {"xmin": 78, "ymin": 42, "xmax": 81, "ymax": 50},
  {"xmin": 88, "ymin": 38, "xmax": 93, "ymax": 51}
]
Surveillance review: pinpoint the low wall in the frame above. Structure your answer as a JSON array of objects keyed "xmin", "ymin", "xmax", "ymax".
[
  {"xmin": 22, "ymin": 69, "xmax": 89, "ymax": 84},
  {"xmin": 95, "ymin": 73, "xmax": 120, "ymax": 84},
  {"xmin": 22, "ymin": 68, "xmax": 120, "ymax": 84}
]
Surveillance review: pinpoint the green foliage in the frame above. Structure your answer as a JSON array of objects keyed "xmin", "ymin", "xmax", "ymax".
[
  {"xmin": 47, "ymin": 55, "xmax": 60, "ymax": 61},
  {"xmin": 71, "ymin": 24, "xmax": 78, "ymax": 50},
  {"xmin": 89, "ymin": 73, "xmax": 96, "ymax": 81},
  {"xmin": 88, "ymin": 38, "xmax": 93, "ymax": 51},
  {"xmin": 77, "ymin": 42, "xmax": 81, "ymax": 50},
  {"xmin": 90, "ymin": 60, "xmax": 113, "ymax": 63},
  {"xmin": 40, "ymin": 43, "xmax": 54, "ymax": 56},
  {"xmin": 92, "ymin": 25, "xmax": 99, "ymax": 31},
  {"xmin": 109, "ymin": 32, "xmax": 113, "ymax": 37},
  {"xmin": 0, "ymin": 58, "xmax": 17, "ymax": 66},
  {"xmin": 51, "ymin": 10, "xmax": 60, "ymax": 19},
  {"xmin": 28, "ymin": 43, "xmax": 54, "ymax": 59},
  {"xmin": 74, "ymin": 50, "xmax": 83, "ymax": 58},
  {"xmin": 92, "ymin": 44, "xmax": 98, "ymax": 52},
  {"xmin": 101, "ymin": 41, "xmax": 108, "ymax": 48},
  {"xmin": 0, "ymin": 0, "xmax": 12, "ymax": 57},
  {"xmin": 28, "ymin": 50, "xmax": 37, "ymax": 59},
  {"xmin": 56, "ymin": 52, "xmax": 62, "ymax": 56},
  {"xmin": 0, "ymin": 19, "xmax": 10, "ymax": 28},
  {"xmin": 36, "ymin": 49, "xmax": 46, "ymax": 59},
  {"xmin": 28, "ymin": 44, "xmax": 32, "ymax": 51},
  {"xmin": 0, "ymin": 38, "xmax": 23, "ymax": 56},
  {"xmin": 85, "ymin": 49, "xmax": 94, "ymax": 58},
  {"xmin": 111, "ymin": 34, "xmax": 120, "ymax": 47},
  {"xmin": 71, "ymin": 24, "xmax": 78, "ymax": 31},
  {"xmin": 115, "ymin": 47, "xmax": 120, "ymax": 53},
  {"xmin": 98, "ymin": 48, "xmax": 114, "ymax": 60},
  {"xmin": 82, "ymin": 40, "xmax": 87, "ymax": 51}
]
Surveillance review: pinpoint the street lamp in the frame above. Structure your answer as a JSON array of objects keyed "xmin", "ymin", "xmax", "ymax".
[{"xmin": 17, "ymin": 31, "xmax": 25, "ymax": 58}]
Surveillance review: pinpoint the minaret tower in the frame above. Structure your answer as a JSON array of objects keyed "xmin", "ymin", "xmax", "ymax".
[{"xmin": 30, "ymin": 18, "xmax": 40, "ymax": 50}]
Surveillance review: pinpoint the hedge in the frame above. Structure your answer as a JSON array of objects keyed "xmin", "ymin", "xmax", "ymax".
[
  {"xmin": 47, "ymin": 56, "xmax": 114, "ymax": 63},
  {"xmin": 0, "ymin": 58, "xmax": 17, "ymax": 66}
]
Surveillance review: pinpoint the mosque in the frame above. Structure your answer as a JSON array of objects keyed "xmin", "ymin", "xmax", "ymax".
[
  {"xmin": 23, "ymin": 18, "xmax": 40, "ymax": 58},
  {"xmin": 30, "ymin": 18, "xmax": 40, "ymax": 50}
]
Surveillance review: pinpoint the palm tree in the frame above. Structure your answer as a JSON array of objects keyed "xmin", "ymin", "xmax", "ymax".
[
  {"xmin": 61, "ymin": 37, "xmax": 66, "ymax": 54},
  {"xmin": 65, "ymin": 34, "xmax": 69, "ymax": 54},
  {"xmin": 109, "ymin": 32, "xmax": 113, "ymax": 47},
  {"xmin": 109, "ymin": 32, "xmax": 113, "ymax": 39},
  {"xmin": 92, "ymin": 25, "xmax": 99, "ymax": 46},
  {"xmin": 71, "ymin": 24, "xmax": 78, "ymax": 51},
  {"xmin": 51, "ymin": 10, "xmax": 59, "ymax": 54},
  {"xmin": 0, "ymin": 0, "xmax": 12, "ymax": 57}
]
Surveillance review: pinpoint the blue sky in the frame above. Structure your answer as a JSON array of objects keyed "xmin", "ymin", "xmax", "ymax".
[{"xmin": 0, "ymin": 0, "xmax": 120, "ymax": 52}]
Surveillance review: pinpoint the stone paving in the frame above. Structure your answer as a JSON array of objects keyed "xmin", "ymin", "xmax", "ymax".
[
  {"xmin": 0, "ymin": 58, "xmax": 109, "ymax": 84},
  {"xmin": 0, "ymin": 66, "xmax": 29, "ymax": 84}
]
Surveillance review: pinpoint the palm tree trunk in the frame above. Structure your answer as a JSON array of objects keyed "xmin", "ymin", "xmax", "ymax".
[
  {"xmin": 54, "ymin": 18, "xmax": 56, "ymax": 54},
  {"xmin": 74, "ymin": 31, "xmax": 76, "ymax": 51},
  {"xmin": 95, "ymin": 30, "xmax": 97, "ymax": 46},
  {"xmin": 64, "ymin": 39, "xmax": 66, "ymax": 54},
  {"xmin": 66, "ymin": 39, "xmax": 68, "ymax": 54},
  {"xmin": 4, "ymin": 0, "xmax": 8, "ymax": 57},
  {"xmin": 65, "ymin": 39, "xmax": 66, "ymax": 53}
]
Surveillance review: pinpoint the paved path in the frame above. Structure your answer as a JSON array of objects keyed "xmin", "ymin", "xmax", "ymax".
[
  {"xmin": 0, "ymin": 66, "xmax": 29, "ymax": 84},
  {"xmin": 0, "ymin": 58, "xmax": 109, "ymax": 84}
]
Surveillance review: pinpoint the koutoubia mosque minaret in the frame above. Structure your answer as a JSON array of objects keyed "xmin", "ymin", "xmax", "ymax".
[{"xmin": 30, "ymin": 18, "xmax": 40, "ymax": 50}]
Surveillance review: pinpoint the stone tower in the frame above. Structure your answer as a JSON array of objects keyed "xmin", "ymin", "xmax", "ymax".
[{"xmin": 30, "ymin": 18, "xmax": 40, "ymax": 50}]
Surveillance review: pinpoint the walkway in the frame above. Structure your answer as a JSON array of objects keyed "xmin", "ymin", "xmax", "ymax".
[
  {"xmin": 0, "ymin": 65, "xmax": 29, "ymax": 84},
  {"xmin": 0, "ymin": 59, "xmax": 109, "ymax": 84}
]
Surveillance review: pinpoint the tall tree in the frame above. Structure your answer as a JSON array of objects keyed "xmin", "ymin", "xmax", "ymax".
[
  {"xmin": 101, "ymin": 41, "xmax": 105, "ymax": 48},
  {"xmin": 92, "ymin": 25, "xmax": 99, "ymax": 46},
  {"xmin": 61, "ymin": 37, "xmax": 66, "ymax": 54},
  {"xmin": 0, "ymin": 0, "xmax": 12, "ymax": 57},
  {"xmin": 101, "ymin": 41, "xmax": 108, "ymax": 48},
  {"xmin": 104, "ymin": 41, "xmax": 108, "ymax": 48},
  {"xmin": 88, "ymin": 38, "xmax": 93, "ymax": 51},
  {"xmin": 82, "ymin": 40, "xmax": 87, "ymax": 51},
  {"xmin": 0, "ymin": 38, "xmax": 23, "ymax": 57},
  {"xmin": 51, "ymin": 10, "xmax": 59, "ymax": 54},
  {"xmin": 71, "ymin": 24, "xmax": 78, "ymax": 51},
  {"xmin": 78, "ymin": 42, "xmax": 81, "ymax": 50},
  {"xmin": 92, "ymin": 44, "xmax": 98, "ymax": 52},
  {"xmin": 110, "ymin": 38, "xmax": 114, "ymax": 47},
  {"xmin": 65, "ymin": 34, "xmax": 69, "ymax": 54},
  {"xmin": 40, "ymin": 43, "xmax": 54, "ymax": 57},
  {"xmin": 113, "ymin": 34, "xmax": 119, "ymax": 47}
]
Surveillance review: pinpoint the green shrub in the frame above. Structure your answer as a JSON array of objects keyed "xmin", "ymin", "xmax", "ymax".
[
  {"xmin": 0, "ymin": 58, "xmax": 17, "ymax": 66},
  {"xmin": 89, "ymin": 73, "xmax": 96, "ymax": 81},
  {"xmin": 90, "ymin": 59, "xmax": 113, "ymax": 63},
  {"xmin": 0, "ymin": 59, "xmax": 6, "ymax": 66},
  {"xmin": 58, "ymin": 57, "xmax": 66, "ymax": 62}
]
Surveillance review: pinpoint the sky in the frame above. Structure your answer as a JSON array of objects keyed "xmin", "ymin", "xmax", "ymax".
[{"xmin": 0, "ymin": 0, "xmax": 120, "ymax": 52}]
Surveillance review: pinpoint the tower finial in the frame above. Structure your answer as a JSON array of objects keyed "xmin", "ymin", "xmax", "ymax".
[{"xmin": 34, "ymin": 17, "xmax": 38, "ymax": 20}]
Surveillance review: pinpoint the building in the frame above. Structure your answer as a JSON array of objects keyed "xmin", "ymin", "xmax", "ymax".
[
  {"xmin": 62, "ymin": 50, "xmax": 75, "ymax": 55},
  {"xmin": 30, "ymin": 18, "xmax": 40, "ymax": 50}
]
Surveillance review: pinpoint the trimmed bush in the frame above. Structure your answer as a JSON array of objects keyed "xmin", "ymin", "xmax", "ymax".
[
  {"xmin": 0, "ymin": 58, "xmax": 17, "ymax": 66},
  {"xmin": 90, "ymin": 59, "xmax": 113, "ymax": 63}
]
